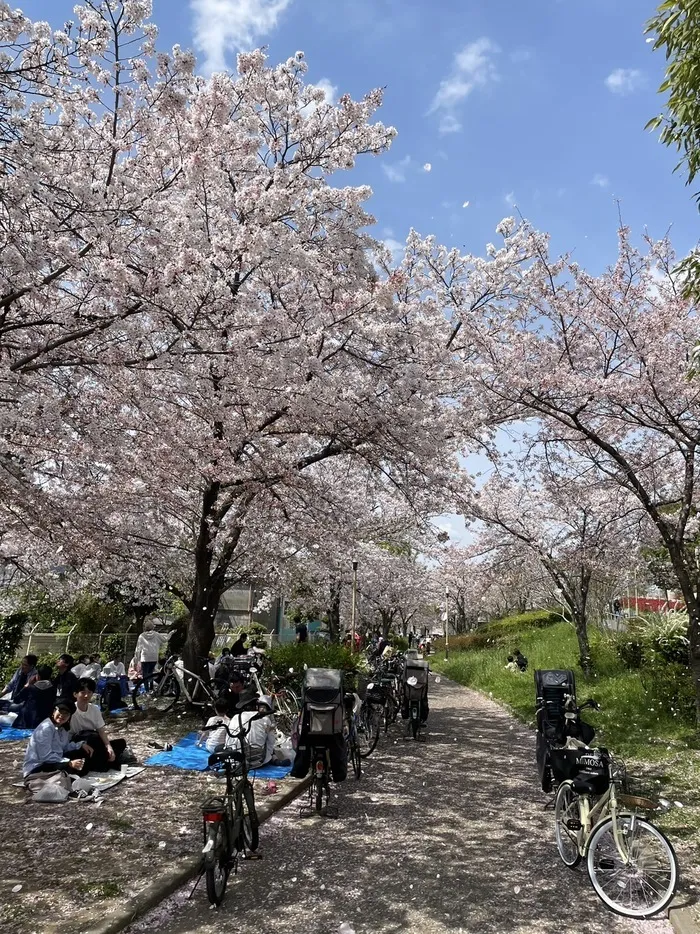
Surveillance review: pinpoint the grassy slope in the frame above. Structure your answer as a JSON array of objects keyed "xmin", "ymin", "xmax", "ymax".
[{"xmin": 432, "ymin": 621, "xmax": 700, "ymax": 889}]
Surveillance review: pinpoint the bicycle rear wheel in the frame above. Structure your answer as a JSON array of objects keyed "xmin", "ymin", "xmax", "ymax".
[
  {"xmin": 554, "ymin": 781, "xmax": 582, "ymax": 868},
  {"xmin": 587, "ymin": 815, "xmax": 678, "ymax": 918},
  {"xmin": 383, "ymin": 696, "xmax": 397, "ymax": 733},
  {"xmin": 204, "ymin": 820, "xmax": 230, "ymax": 906},
  {"xmin": 150, "ymin": 673, "xmax": 180, "ymax": 713}
]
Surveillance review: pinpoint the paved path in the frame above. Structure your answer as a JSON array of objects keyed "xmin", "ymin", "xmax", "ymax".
[{"xmin": 126, "ymin": 676, "xmax": 673, "ymax": 934}]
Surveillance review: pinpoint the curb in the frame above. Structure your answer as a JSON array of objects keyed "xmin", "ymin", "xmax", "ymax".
[
  {"xmin": 670, "ymin": 903, "xmax": 700, "ymax": 934},
  {"xmin": 68, "ymin": 775, "xmax": 312, "ymax": 934}
]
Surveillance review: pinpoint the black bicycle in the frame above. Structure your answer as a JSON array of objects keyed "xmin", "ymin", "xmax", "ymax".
[{"xmin": 200, "ymin": 714, "xmax": 261, "ymax": 905}]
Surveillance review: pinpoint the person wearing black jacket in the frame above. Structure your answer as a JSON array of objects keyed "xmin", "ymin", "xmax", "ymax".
[
  {"xmin": 54, "ymin": 654, "xmax": 80, "ymax": 701},
  {"xmin": 14, "ymin": 665, "xmax": 56, "ymax": 729},
  {"xmin": 230, "ymin": 633, "xmax": 247, "ymax": 656}
]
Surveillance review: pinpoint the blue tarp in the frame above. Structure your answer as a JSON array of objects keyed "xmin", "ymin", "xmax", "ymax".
[
  {"xmin": 144, "ymin": 731, "xmax": 291, "ymax": 778},
  {"xmin": 0, "ymin": 727, "xmax": 33, "ymax": 742}
]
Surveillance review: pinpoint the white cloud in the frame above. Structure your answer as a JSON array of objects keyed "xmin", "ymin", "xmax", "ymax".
[
  {"xmin": 190, "ymin": 0, "xmax": 293, "ymax": 74},
  {"xmin": 429, "ymin": 37, "xmax": 500, "ymax": 134},
  {"xmin": 604, "ymin": 68, "xmax": 645, "ymax": 95},
  {"xmin": 314, "ymin": 77, "xmax": 337, "ymax": 105},
  {"xmin": 423, "ymin": 162, "xmax": 432, "ymax": 172},
  {"xmin": 591, "ymin": 173, "xmax": 609, "ymax": 188},
  {"xmin": 381, "ymin": 154, "xmax": 411, "ymax": 183},
  {"xmin": 438, "ymin": 114, "xmax": 462, "ymax": 135},
  {"xmin": 504, "ymin": 191, "xmax": 516, "ymax": 208}
]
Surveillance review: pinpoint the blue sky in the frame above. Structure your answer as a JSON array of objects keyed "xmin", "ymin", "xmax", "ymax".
[{"xmin": 21, "ymin": 0, "xmax": 699, "ymax": 273}]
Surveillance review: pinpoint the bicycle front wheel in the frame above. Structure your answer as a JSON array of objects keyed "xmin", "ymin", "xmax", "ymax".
[
  {"xmin": 587, "ymin": 815, "xmax": 678, "ymax": 918},
  {"xmin": 150, "ymin": 673, "xmax": 180, "ymax": 713},
  {"xmin": 349, "ymin": 736, "xmax": 361, "ymax": 779},
  {"xmin": 554, "ymin": 781, "xmax": 582, "ymax": 868},
  {"xmin": 238, "ymin": 782, "xmax": 259, "ymax": 852},
  {"xmin": 204, "ymin": 820, "xmax": 230, "ymax": 906},
  {"xmin": 358, "ymin": 704, "xmax": 381, "ymax": 758}
]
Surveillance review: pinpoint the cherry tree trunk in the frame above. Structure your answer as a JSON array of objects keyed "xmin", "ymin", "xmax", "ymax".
[
  {"xmin": 327, "ymin": 580, "xmax": 341, "ymax": 644},
  {"xmin": 571, "ymin": 607, "xmax": 593, "ymax": 676}
]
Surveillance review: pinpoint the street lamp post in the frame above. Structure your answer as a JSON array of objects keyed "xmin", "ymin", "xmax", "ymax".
[
  {"xmin": 350, "ymin": 558, "xmax": 358, "ymax": 653},
  {"xmin": 445, "ymin": 587, "xmax": 450, "ymax": 660}
]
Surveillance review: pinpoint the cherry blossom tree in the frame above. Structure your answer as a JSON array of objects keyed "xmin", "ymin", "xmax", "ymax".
[
  {"xmin": 468, "ymin": 464, "xmax": 642, "ymax": 672},
  {"xmin": 422, "ymin": 222, "xmax": 700, "ymax": 711},
  {"xmin": 2, "ymin": 15, "xmax": 463, "ymax": 668}
]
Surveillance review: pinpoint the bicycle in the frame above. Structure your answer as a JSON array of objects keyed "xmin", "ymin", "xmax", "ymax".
[
  {"xmin": 150, "ymin": 655, "xmax": 229, "ymax": 714},
  {"xmin": 553, "ymin": 724, "xmax": 678, "ymax": 917},
  {"xmin": 199, "ymin": 714, "xmax": 262, "ymax": 906}
]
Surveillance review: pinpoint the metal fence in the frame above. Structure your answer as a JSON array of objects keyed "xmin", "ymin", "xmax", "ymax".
[
  {"xmin": 20, "ymin": 626, "xmax": 279, "ymax": 660},
  {"xmin": 20, "ymin": 629, "xmax": 138, "ymax": 660}
]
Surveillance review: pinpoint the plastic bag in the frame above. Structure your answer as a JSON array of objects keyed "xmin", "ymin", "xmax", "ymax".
[
  {"xmin": 71, "ymin": 777, "xmax": 96, "ymax": 793},
  {"xmin": 0, "ymin": 711, "xmax": 18, "ymax": 727},
  {"xmin": 34, "ymin": 783, "xmax": 71, "ymax": 803}
]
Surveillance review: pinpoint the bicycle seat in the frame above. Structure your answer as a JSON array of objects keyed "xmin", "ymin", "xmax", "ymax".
[{"xmin": 208, "ymin": 748, "xmax": 245, "ymax": 767}]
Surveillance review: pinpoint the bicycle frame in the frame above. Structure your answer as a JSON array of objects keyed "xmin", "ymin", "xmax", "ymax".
[{"xmin": 568, "ymin": 764, "xmax": 634, "ymax": 865}]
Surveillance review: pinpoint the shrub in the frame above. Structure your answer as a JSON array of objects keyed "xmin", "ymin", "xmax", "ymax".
[
  {"xmin": 267, "ymin": 642, "xmax": 362, "ymax": 693},
  {"xmin": 613, "ymin": 634, "xmax": 644, "ymax": 669},
  {"xmin": 390, "ymin": 636, "xmax": 409, "ymax": 651}
]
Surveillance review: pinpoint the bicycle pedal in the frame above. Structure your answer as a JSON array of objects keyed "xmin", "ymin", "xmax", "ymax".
[
  {"xmin": 566, "ymin": 819, "xmax": 582, "ymax": 831},
  {"xmin": 243, "ymin": 852, "xmax": 263, "ymax": 860}
]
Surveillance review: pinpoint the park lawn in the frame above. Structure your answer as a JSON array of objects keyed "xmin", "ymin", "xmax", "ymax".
[{"xmin": 432, "ymin": 621, "xmax": 700, "ymax": 901}]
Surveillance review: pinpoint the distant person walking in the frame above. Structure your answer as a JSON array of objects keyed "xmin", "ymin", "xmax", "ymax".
[{"xmin": 295, "ymin": 621, "xmax": 309, "ymax": 643}]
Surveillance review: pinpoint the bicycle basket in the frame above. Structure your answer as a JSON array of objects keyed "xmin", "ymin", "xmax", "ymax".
[
  {"xmin": 549, "ymin": 746, "xmax": 607, "ymax": 784},
  {"xmin": 306, "ymin": 702, "xmax": 344, "ymax": 736},
  {"xmin": 618, "ymin": 772, "xmax": 662, "ymax": 811}
]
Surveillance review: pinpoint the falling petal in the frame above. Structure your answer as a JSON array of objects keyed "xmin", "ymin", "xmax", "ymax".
[
  {"xmin": 514, "ymin": 886, "xmax": 521, "ymax": 894},
  {"xmin": 158, "ymin": 841, "xmax": 166, "ymax": 848},
  {"xmin": 12, "ymin": 885, "xmax": 22, "ymax": 894},
  {"xmin": 85, "ymin": 823, "xmax": 94, "ymax": 831},
  {"xmin": 424, "ymin": 163, "xmax": 432, "ymax": 172},
  {"xmin": 462, "ymin": 201, "xmax": 470, "ymax": 208}
]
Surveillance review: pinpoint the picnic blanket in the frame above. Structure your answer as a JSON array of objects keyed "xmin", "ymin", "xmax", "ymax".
[
  {"xmin": 144, "ymin": 731, "xmax": 292, "ymax": 778},
  {"xmin": 83, "ymin": 765, "xmax": 145, "ymax": 792},
  {"xmin": 0, "ymin": 727, "xmax": 33, "ymax": 742}
]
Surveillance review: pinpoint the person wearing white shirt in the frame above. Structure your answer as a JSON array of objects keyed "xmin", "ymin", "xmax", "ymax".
[
  {"xmin": 69, "ymin": 677, "xmax": 127, "ymax": 770},
  {"xmin": 102, "ymin": 654, "xmax": 126, "ymax": 678},
  {"xmin": 134, "ymin": 620, "xmax": 174, "ymax": 691}
]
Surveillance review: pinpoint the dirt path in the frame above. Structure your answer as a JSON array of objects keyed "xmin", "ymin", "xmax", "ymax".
[{"xmin": 125, "ymin": 675, "xmax": 674, "ymax": 934}]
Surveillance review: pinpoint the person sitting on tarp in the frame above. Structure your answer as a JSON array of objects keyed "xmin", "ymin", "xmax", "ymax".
[
  {"xmin": 54, "ymin": 654, "xmax": 80, "ymax": 702},
  {"xmin": 23, "ymin": 699, "xmax": 91, "ymax": 778},
  {"xmin": 505, "ymin": 655, "xmax": 519, "ymax": 673},
  {"xmin": 513, "ymin": 649, "xmax": 528, "ymax": 672},
  {"xmin": 69, "ymin": 677, "xmax": 128, "ymax": 770},
  {"xmin": 13, "ymin": 665, "xmax": 56, "ymax": 729},
  {"xmin": 1, "ymin": 654, "xmax": 38, "ymax": 711}
]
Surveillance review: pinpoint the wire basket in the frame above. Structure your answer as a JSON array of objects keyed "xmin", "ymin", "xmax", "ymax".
[{"xmin": 617, "ymin": 771, "xmax": 663, "ymax": 811}]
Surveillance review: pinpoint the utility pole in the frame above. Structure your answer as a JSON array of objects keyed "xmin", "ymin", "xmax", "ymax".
[
  {"xmin": 445, "ymin": 586, "xmax": 450, "ymax": 660},
  {"xmin": 350, "ymin": 558, "xmax": 358, "ymax": 653}
]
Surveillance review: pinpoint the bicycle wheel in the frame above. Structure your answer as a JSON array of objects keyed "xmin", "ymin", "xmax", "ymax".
[
  {"xmin": 358, "ymin": 705, "xmax": 381, "ymax": 758},
  {"xmin": 238, "ymin": 782, "xmax": 259, "ymax": 852},
  {"xmin": 349, "ymin": 735, "xmax": 361, "ymax": 779},
  {"xmin": 587, "ymin": 815, "xmax": 678, "ymax": 918},
  {"xmin": 554, "ymin": 781, "xmax": 582, "ymax": 868},
  {"xmin": 204, "ymin": 820, "xmax": 230, "ymax": 906},
  {"xmin": 150, "ymin": 673, "xmax": 180, "ymax": 713},
  {"xmin": 383, "ymin": 696, "xmax": 396, "ymax": 733}
]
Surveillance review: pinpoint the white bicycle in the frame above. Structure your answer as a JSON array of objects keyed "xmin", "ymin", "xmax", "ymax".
[{"xmin": 553, "ymin": 741, "xmax": 678, "ymax": 918}]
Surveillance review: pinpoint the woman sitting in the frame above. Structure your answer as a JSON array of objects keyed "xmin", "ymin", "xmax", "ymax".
[{"xmin": 23, "ymin": 699, "xmax": 92, "ymax": 778}]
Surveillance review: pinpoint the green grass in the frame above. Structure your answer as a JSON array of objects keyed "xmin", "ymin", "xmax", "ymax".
[
  {"xmin": 433, "ymin": 621, "xmax": 698, "ymax": 757},
  {"xmin": 432, "ymin": 619, "xmax": 700, "ymax": 881}
]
